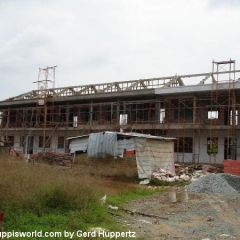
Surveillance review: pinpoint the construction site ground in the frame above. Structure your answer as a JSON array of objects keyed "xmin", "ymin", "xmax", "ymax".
[{"xmin": 104, "ymin": 180, "xmax": 240, "ymax": 240}]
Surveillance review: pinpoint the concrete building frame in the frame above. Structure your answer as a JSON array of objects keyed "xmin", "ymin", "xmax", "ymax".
[{"xmin": 1, "ymin": 60, "xmax": 240, "ymax": 164}]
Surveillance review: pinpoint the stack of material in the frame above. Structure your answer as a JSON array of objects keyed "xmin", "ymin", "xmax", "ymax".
[
  {"xmin": 32, "ymin": 152, "xmax": 72, "ymax": 167},
  {"xmin": 150, "ymin": 164, "xmax": 223, "ymax": 182},
  {"xmin": 9, "ymin": 147, "xmax": 24, "ymax": 158}
]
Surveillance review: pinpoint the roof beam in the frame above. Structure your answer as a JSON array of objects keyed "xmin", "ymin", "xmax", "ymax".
[{"xmin": 3, "ymin": 70, "xmax": 240, "ymax": 101}]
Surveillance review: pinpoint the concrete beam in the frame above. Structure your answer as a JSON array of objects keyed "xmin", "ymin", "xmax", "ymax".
[{"xmin": 155, "ymin": 81, "xmax": 240, "ymax": 95}]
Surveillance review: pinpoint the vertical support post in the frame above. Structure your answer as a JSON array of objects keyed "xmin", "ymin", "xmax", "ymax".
[
  {"xmin": 238, "ymin": 106, "xmax": 240, "ymax": 126},
  {"xmin": 43, "ymin": 101, "xmax": 47, "ymax": 153},
  {"xmin": 23, "ymin": 109, "xmax": 27, "ymax": 154},
  {"xmin": 66, "ymin": 105, "xmax": 70, "ymax": 128},
  {"xmin": 64, "ymin": 105, "xmax": 69, "ymax": 152},
  {"xmin": 110, "ymin": 103, "xmax": 113, "ymax": 122},
  {"xmin": 6, "ymin": 108, "xmax": 10, "ymax": 141},
  {"xmin": 117, "ymin": 99, "xmax": 120, "ymax": 125},
  {"xmin": 193, "ymin": 96, "xmax": 197, "ymax": 124},
  {"xmin": 231, "ymin": 86, "xmax": 236, "ymax": 159},
  {"xmin": 78, "ymin": 106, "xmax": 81, "ymax": 125},
  {"xmin": 155, "ymin": 96, "xmax": 160, "ymax": 123},
  {"xmin": 192, "ymin": 96, "xmax": 196, "ymax": 164},
  {"xmin": 90, "ymin": 101, "xmax": 93, "ymax": 126}
]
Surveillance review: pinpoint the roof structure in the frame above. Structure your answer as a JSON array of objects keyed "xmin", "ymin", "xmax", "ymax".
[{"xmin": 2, "ymin": 69, "xmax": 240, "ymax": 102}]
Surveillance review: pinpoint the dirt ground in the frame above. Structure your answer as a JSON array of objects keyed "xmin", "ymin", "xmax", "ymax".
[{"xmin": 111, "ymin": 187, "xmax": 240, "ymax": 240}]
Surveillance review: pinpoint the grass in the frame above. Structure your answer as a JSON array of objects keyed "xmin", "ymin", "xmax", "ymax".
[
  {"xmin": 0, "ymin": 156, "xmax": 158, "ymax": 239},
  {"xmin": 107, "ymin": 187, "xmax": 158, "ymax": 207}
]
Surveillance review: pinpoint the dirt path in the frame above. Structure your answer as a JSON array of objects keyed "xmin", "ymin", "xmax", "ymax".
[{"xmin": 113, "ymin": 190, "xmax": 240, "ymax": 240}]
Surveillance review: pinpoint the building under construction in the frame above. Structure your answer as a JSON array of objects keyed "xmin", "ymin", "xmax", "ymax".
[{"xmin": 1, "ymin": 60, "xmax": 240, "ymax": 164}]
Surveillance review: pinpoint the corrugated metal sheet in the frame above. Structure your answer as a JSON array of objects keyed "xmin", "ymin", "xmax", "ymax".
[
  {"xmin": 87, "ymin": 132, "xmax": 118, "ymax": 158},
  {"xmin": 69, "ymin": 137, "xmax": 88, "ymax": 153},
  {"xmin": 69, "ymin": 133, "xmax": 135, "ymax": 156},
  {"xmin": 67, "ymin": 131, "xmax": 176, "ymax": 141},
  {"xmin": 67, "ymin": 135, "xmax": 89, "ymax": 140},
  {"xmin": 117, "ymin": 138, "xmax": 135, "ymax": 156},
  {"xmin": 116, "ymin": 132, "xmax": 176, "ymax": 141}
]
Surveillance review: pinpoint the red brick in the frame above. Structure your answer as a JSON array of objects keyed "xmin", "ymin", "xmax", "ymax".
[
  {"xmin": 224, "ymin": 168, "xmax": 233, "ymax": 174},
  {"xmin": 224, "ymin": 166, "xmax": 232, "ymax": 171},
  {"xmin": 223, "ymin": 160, "xmax": 232, "ymax": 167},
  {"xmin": 230, "ymin": 168, "xmax": 240, "ymax": 173},
  {"xmin": 231, "ymin": 161, "xmax": 240, "ymax": 167}
]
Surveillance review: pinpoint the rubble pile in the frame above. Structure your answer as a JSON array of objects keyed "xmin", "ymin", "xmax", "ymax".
[
  {"xmin": 31, "ymin": 152, "xmax": 72, "ymax": 167},
  {"xmin": 151, "ymin": 164, "xmax": 223, "ymax": 182},
  {"xmin": 186, "ymin": 173, "xmax": 240, "ymax": 194}
]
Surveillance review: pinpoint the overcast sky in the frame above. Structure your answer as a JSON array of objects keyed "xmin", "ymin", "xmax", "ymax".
[{"xmin": 1, "ymin": 0, "xmax": 240, "ymax": 101}]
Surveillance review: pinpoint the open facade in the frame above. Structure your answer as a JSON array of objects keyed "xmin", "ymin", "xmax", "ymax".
[{"xmin": 1, "ymin": 60, "xmax": 240, "ymax": 164}]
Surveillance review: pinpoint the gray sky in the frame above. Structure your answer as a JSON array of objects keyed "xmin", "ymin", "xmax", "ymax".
[{"xmin": 1, "ymin": 0, "xmax": 240, "ymax": 101}]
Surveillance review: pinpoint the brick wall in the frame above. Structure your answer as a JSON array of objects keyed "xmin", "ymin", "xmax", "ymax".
[
  {"xmin": 223, "ymin": 160, "xmax": 240, "ymax": 176},
  {"xmin": 74, "ymin": 153, "xmax": 138, "ymax": 178}
]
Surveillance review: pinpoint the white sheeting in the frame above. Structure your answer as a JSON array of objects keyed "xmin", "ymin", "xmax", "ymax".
[{"xmin": 135, "ymin": 138, "xmax": 175, "ymax": 179}]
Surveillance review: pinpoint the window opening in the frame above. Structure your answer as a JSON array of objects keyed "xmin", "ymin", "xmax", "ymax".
[
  {"xmin": 160, "ymin": 108, "xmax": 165, "ymax": 123},
  {"xmin": 208, "ymin": 110, "xmax": 218, "ymax": 119},
  {"xmin": 120, "ymin": 114, "xmax": 128, "ymax": 125},
  {"xmin": 207, "ymin": 137, "xmax": 218, "ymax": 154}
]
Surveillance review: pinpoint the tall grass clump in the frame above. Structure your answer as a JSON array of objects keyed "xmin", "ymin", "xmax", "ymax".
[
  {"xmin": 0, "ymin": 156, "xmax": 114, "ymax": 235},
  {"xmin": 0, "ymin": 157, "xmax": 98, "ymax": 211}
]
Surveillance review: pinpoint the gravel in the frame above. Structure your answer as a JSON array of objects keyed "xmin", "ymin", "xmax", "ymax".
[
  {"xmin": 110, "ymin": 173, "xmax": 240, "ymax": 239},
  {"xmin": 114, "ymin": 191, "xmax": 240, "ymax": 239},
  {"xmin": 186, "ymin": 173, "xmax": 240, "ymax": 195}
]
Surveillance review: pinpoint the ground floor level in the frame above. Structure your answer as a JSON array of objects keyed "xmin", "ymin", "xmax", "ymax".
[{"xmin": 1, "ymin": 128, "xmax": 239, "ymax": 164}]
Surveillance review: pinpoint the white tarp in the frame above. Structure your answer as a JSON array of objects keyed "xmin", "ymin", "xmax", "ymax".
[
  {"xmin": 135, "ymin": 138, "xmax": 175, "ymax": 179},
  {"xmin": 87, "ymin": 132, "xmax": 118, "ymax": 158}
]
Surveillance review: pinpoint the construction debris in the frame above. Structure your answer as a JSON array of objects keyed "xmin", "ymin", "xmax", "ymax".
[
  {"xmin": 30, "ymin": 152, "xmax": 72, "ymax": 167},
  {"xmin": 139, "ymin": 179, "xmax": 150, "ymax": 185},
  {"xmin": 108, "ymin": 205, "xmax": 119, "ymax": 210},
  {"xmin": 150, "ymin": 164, "xmax": 223, "ymax": 183},
  {"xmin": 99, "ymin": 195, "xmax": 107, "ymax": 205}
]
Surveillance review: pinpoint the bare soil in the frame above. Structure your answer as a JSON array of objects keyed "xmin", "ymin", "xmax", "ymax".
[{"xmin": 113, "ymin": 188, "xmax": 240, "ymax": 240}]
